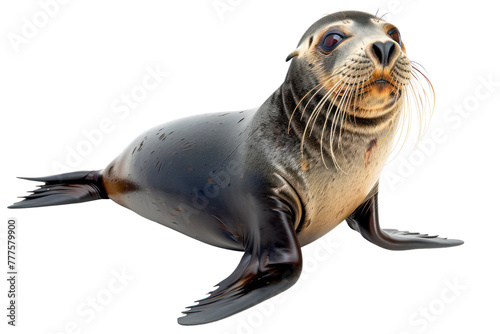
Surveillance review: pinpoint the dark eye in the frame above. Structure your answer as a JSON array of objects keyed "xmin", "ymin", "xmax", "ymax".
[
  {"xmin": 321, "ymin": 32, "xmax": 344, "ymax": 51},
  {"xmin": 388, "ymin": 28, "xmax": 401, "ymax": 46}
]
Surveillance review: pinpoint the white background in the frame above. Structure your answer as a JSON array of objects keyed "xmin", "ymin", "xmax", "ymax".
[{"xmin": 1, "ymin": 0, "xmax": 499, "ymax": 333}]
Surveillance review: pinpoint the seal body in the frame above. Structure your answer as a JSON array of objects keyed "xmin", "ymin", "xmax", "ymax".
[
  {"xmin": 10, "ymin": 10, "xmax": 463, "ymax": 326},
  {"xmin": 103, "ymin": 110, "xmax": 258, "ymax": 250},
  {"xmin": 102, "ymin": 90, "xmax": 397, "ymax": 249}
]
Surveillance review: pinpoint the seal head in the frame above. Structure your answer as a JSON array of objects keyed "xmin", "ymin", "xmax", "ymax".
[{"xmin": 285, "ymin": 11, "xmax": 412, "ymax": 136}]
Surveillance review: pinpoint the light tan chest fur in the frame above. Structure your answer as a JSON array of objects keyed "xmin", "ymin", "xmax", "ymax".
[{"xmin": 296, "ymin": 134, "xmax": 392, "ymax": 246}]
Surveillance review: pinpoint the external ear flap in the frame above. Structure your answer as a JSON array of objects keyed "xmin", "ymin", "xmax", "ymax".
[{"xmin": 286, "ymin": 49, "xmax": 300, "ymax": 62}]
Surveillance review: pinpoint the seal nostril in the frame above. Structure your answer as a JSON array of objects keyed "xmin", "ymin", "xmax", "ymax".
[
  {"xmin": 373, "ymin": 42, "xmax": 383, "ymax": 64},
  {"xmin": 387, "ymin": 43, "xmax": 395, "ymax": 64}
]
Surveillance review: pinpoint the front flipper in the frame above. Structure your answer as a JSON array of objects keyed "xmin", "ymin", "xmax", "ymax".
[
  {"xmin": 178, "ymin": 195, "xmax": 302, "ymax": 325},
  {"xmin": 346, "ymin": 188, "xmax": 463, "ymax": 250}
]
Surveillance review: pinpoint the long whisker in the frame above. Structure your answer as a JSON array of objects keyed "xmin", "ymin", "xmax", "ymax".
[
  {"xmin": 301, "ymin": 76, "xmax": 344, "ymax": 156},
  {"xmin": 287, "ymin": 81, "xmax": 324, "ymax": 133},
  {"xmin": 320, "ymin": 73, "xmax": 353, "ymax": 169},
  {"xmin": 385, "ymin": 69, "xmax": 410, "ymax": 161},
  {"xmin": 351, "ymin": 79, "xmax": 361, "ymax": 127},
  {"xmin": 311, "ymin": 72, "xmax": 352, "ymax": 159},
  {"xmin": 298, "ymin": 69, "xmax": 346, "ymax": 129},
  {"xmin": 324, "ymin": 71, "xmax": 356, "ymax": 155},
  {"xmin": 384, "ymin": 56, "xmax": 436, "ymax": 167},
  {"xmin": 336, "ymin": 74, "xmax": 356, "ymax": 158},
  {"xmin": 328, "ymin": 74, "xmax": 355, "ymax": 172},
  {"xmin": 308, "ymin": 79, "xmax": 344, "ymax": 136},
  {"xmin": 411, "ymin": 64, "xmax": 435, "ymax": 124}
]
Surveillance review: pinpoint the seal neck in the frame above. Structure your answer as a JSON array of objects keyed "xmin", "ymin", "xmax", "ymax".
[
  {"xmin": 272, "ymin": 72, "xmax": 345, "ymax": 155},
  {"xmin": 279, "ymin": 69, "xmax": 320, "ymax": 125}
]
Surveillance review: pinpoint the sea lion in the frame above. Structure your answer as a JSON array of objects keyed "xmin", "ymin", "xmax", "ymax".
[{"xmin": 9, "ymin": 10, "xmax": 463, "ymax": 325}]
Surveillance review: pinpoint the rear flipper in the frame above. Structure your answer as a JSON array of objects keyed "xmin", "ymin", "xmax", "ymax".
[
  {"xmin": 178, "ymin": 195, "xmax": 302, "ymax": 325},
  {"xmin": 8, "ymin": 170, "xmax": 108, "ymax": 209},
  {"xmin": 346, "ymin": 187, "xmax": 464, "ymax": 250}
]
